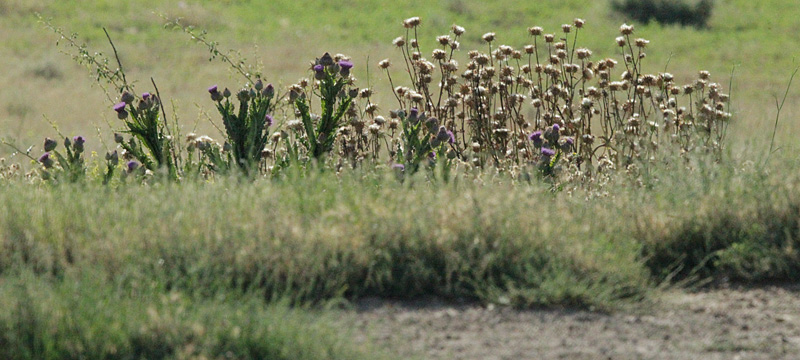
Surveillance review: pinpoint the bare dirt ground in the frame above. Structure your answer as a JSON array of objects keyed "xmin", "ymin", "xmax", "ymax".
[{"xmin": 341, "ymin": 284, "xmax": 800, "ymax": 359}]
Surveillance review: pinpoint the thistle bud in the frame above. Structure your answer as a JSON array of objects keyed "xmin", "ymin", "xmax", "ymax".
[
  {"xmin": 44, "ymin": 138, "xmax": 57, "ymax": 152},
  {"xmin": 72, "ymin": 136, "xmax": 85, "ymax": 153}
]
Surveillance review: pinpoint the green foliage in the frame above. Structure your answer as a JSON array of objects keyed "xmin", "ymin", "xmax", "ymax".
[
  {"xmin": 0, "ymin": 274, "xmax": 378, "ymax": 360},
  {"xmin": 611, "ymin": 0, "xmax": 713, "ymax": 28},
  {"xmin": 207, "ymin": 81, "xmax": 276, "ymax": 175},
  {"xmin": 292, "ymin": 53, "xmax": 356, "ymax": 160}
]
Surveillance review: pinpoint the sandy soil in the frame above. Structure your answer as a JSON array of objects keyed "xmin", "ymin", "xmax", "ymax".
[{"xmin": 341, "ymin": 284, "xmax": 800, "ymax": 359}]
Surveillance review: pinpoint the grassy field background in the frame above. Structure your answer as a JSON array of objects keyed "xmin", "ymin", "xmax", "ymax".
[{"xmin": 2, "ymin": 0, "xmax": 799, "ymax": 155}]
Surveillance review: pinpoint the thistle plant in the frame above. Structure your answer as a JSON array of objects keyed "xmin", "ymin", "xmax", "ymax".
[
  {"xmin": 206, "ymin": 80, "xmax": 276, "ymax": 174},
  {"xmin": 291, "ymin": 53, "xmax": 356, "ymax": 160},
  {"xmin": 384, "ymin": 17, "xmax": 730, "ymax": 179},
  {"xmin": 113, "ymin": 91, "xmax": 178, "ymax": 179},
  {"xmin": 36, "ymin": 136, "xmax": 88, "ymax": 183}
]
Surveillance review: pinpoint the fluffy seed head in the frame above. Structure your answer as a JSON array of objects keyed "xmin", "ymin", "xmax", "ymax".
[
  {"xmin": 528, "ymin": 26, "xmax": 543, "ymax": 36},
  {"xmin": 403, "ymin": 17, "xmax": 421, "ymax": 28},
  {"xmin": 482, "ymin": 32, "xmax": 496, "ymax": 42}
]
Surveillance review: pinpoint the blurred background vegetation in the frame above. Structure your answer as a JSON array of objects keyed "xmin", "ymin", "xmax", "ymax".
[{"xmin": 1, "ymin": 0, "xmax": 798, "ymax": 157}]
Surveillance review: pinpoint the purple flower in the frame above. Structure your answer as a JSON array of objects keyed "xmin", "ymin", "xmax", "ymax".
[
  {"xmin": 339, "ymin": 61, "xmax": 354, "ymax": 70},
  {"xmin": 391, "ymin": 163, "xmax": 405, "ymax": 171},
  {"xmin": 428, "ymin": 151, "xmax": 437, "ymax": 160},
  {"xmin": 339, "ymin": 61, "xmax": 353, "ymax": 76},
  {"xmin": 552, "ymin": 123, "xmax": 560, "ymax": 132},
  {"xmin": 208, "ymin": 85, "xmax": 218, "ymax": 94},
  {"xmin": 113, "ymin": 102, "xmax": 126, "ymax": 113},
  {"xmin": 44, "ymin": 138, "xmax": 57, "ymax": 152},
  {"xmin": 142, "ymin": 92, "xmax": 151, "ymax": 101},
  {"xmin": 38, "ymin": 152, "xmax": 54, "ymax": 168},
  {"xmin": 126, "ymin": 160, "xmax": 140, "ymax": 173},
  {"xmin": 313, "ymin": 64, "xmax": 326, "ymax": 80},
  {"xmin": 529, "ymin": 131, "xmax": 543, "ymax": 147},
  {"xmin": 265, "ymin": 114, "xmax": 274, "ymax": 127},
  {"xmin": 541, "ymin": 147, "xmax": 556, "ymax": 157},
  {"xmin": 447, "ymin": 130, "xmax": 455, "ymax": 144},
  {"xmin": 72, "ymin": 136, "xmax": 85, "ymax": 152}
]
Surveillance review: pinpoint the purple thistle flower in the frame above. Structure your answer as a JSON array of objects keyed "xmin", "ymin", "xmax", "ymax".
[
  {"xmin": 541, "ymin": 147, "xmax": 556, "ymax": 157},
  {"xmin": 43, "ymin": 138, "xmax": 57, "ymax": 152},
  {"xmin": 72, "ymin": 136, "xmax": 85, "ymax": 152},
  {"xmin": 265, "ymin": 114, "xmax": 274, "ymax": 127},
  {"xmin": 447, "ymin": 130, "xmax": 455, "ymax": 144},
  {"xmin": 113, "ymin": 102, "xmax": 126, "ymax": 113},
  {"xmin": 528, "ymin": 131, "xmax": 542, "ymax": 141},
  {"xmin": 529, "ymin": 131, "xmax": 543, "ymax": 148},
  {"xmin": 313, "ymin": 64, "xmax": 326, "ymax": 80},
  {"xmin": 339, "ymin": 61, "xmax": 354, "ymax": 70},
  {"xmin": 552, "ymin": 123, "xmax": 560, "ymax": 132},
  {"xmin": 38, "ymin": 152, "xmax": 54, "ymax": 168},
  {"xmin": 339, "ymin": 60, "xmax": 353, "ymax": 77},
  {"xmin": 126, "ymin": 160, "xmax": 140, "ymax": 173},
  {"xmin": 428, "ymin": 151, "xmax": 437, "ymax": 160},
  {"xmin": 141, "ymin": 92, "xmax": 151, "ymax": 101},
  {"xmin": 391, "ymin": 163, "xmax": 405, "ymax": 171},
  {"xmin": 208, "ymin": 85, "xmax": 218, "ymax": 94}
]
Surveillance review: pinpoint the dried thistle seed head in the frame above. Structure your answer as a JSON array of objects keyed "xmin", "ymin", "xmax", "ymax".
[
  {"xmin": 389, "ymin": 118, "xmax": 399, "ymax": 129},
  {"xmin": 554, "ymin": 41, "xmax": 566, "ymax": 50},
  {"xmin": 616, "ymin": 36, "xmax": 626, "ymax": 47},
  {"xmin": 452, "ymin": 24, "xmax": 465, "ymax": 36},
  {"xmin": 605, "ymin": 58, "xmax": 618, "ymax": 68},
  {"xmin": 403, "ymin": 16, "xmax": 421, "ymax": 28},
  {"xmin": 620, "ymin": 23, "xmax": 634, "ymax": 35},
  {"xmin": 561, "ymin": 24, "xmax": 571, "ymax": 33},
  {"xmin": 576, "ymin": 48, "xmax": 592, "ymax": 60},
  {"xmin": 582, "ymin": 68, "xmax": 594, "ymax": 80},
  {"xmin": 393, "ymin": 36, "xmax": 405, "ymax": 47},
  {"xmin": 634, "ymin": 38, "xmax": 649, "ymax": 48},
  {"xmin": 450, "ymin": 40, "xmax": 460, "ymax": 50},
  {"xmin": 368, "ymin": 123, "xmax": 381, "ymax": 134},
  {"xmin": 544, "ymin": 34, "xmax": 555, "ymax": 42},
  {"xmin": 574, "ymin": 18, "xmax": 585, "ymax": 28},
  {"xmin": 410, "ymin": 39, "xmax": 419, "ymax": 48},
  {"xmin": 523, "ymin": 45, "xmax": 535, "ymax": 54},
  {"xmin": 499, "ymin": 45, "xmax": 513, "ymax": 55},
  {"xmin": 698, "ymin": 70, "xmax": 711, "ymax": 80},
  {"xmin": 482, "ymin": 32, "xmax": 496, "ymax": 42},
  {"xmin": 556, "ymin": 49, "xmax": 567, "ymax": 59},
  {"xmin": 287, "ymin": 119, "xmax": 303, "ymax": 131},
  {"xmin": 411, "ymin": 51, "xmax": 421, "ymax": 60},
  {"xmin": 365, "ymin": 103, "xmax": 379, "ymax": 115},
  {"xmin": 528, "ymin": 26, "xmax": 543, "ymax": 36},
  {"xmin": 432, "ymin": 48, "xmax": 447, "ymax": 60},
  {"xmin": 437, "ymin": 35, "xmax": 451, "ymax": 45},
  {"xmin": 374, "ymin": 115, "xmax": 386, "ymax": 125},
  {"xmin": 359, "ymin": 88, "xmax": 373, "ymax": 98},
  {"xmin": 378, "ymin": 59, "xmax": 391, "ymax": 69}
]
